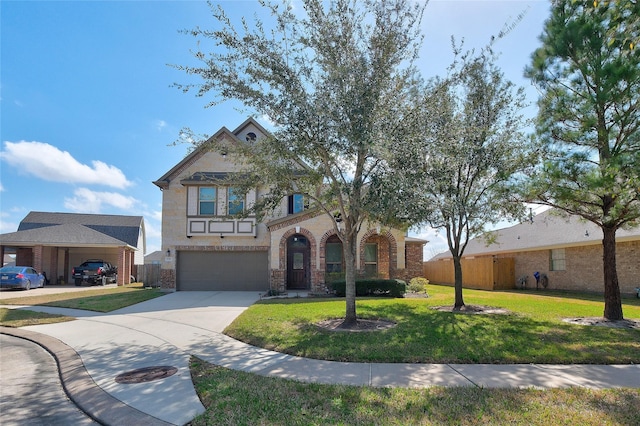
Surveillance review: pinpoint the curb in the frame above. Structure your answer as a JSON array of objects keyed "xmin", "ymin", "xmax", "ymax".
[{"xmin": 0, "ymin": 327, "xmax": 173, "ymax": 426}]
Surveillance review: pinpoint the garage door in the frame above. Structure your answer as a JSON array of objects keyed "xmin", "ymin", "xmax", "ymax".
[{"xmin": 177, "ymin": 251, "xmax": 268, "ymax": 291}]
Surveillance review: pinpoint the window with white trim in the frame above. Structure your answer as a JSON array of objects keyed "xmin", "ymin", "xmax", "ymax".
[
  {"xmin": 228, "ymin": 187, "xmax": 245, "ymax": 215},
  {"xmin": 288, "ymin": 194, "xmax": 308, "ymax": 214},
  {"xmin": 550, "ymin": 248, "xmax": 566, "ymax": 271},
  {"xmin": 199, "ymin": 187, "xmax": 216, "ymax": 215}
]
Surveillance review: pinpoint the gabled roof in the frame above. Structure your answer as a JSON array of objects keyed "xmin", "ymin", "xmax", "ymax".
[
  {"xmin": 432, "ymin": 209, "xmax": 640, "ymax": 260},
  {"xmin": 153, "ymin": 117, "xmax": 268, "ymax": 189},
  {"xmin": 1, "ymin": 224, "xmax": 129, "ymax": 246},
  {"xmin": 2, "ymin": 211, "xmax": 144, "ymax": 249}
]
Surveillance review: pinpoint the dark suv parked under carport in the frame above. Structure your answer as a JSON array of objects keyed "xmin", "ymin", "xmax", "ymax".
[{"xmin": 72, "ymin": 259, "xmax": 117, "ymax": 286}]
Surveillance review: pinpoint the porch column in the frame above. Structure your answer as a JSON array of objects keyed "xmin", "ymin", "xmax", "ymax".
[
  {"xmin": 33, "ymin": 245, "xmax": 44, "ymax": 273},
  {"xmin": 116, "ymin": 248, "xmax": 126, "ymax": 286}
]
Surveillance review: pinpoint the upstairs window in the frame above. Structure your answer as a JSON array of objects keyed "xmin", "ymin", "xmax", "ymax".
[
  {"xmin": 199, "ymin": 187, "xmax": 216, "ymax": 215},
  {"xmin": 288, "ymin": 194, "xmax": 308, "ymax": 214},
  {"xmin": 228, "ymin": 187, "xmax": 245, "ymax": 215}
]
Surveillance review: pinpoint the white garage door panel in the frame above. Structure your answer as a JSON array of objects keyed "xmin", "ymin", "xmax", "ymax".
[{"xmin": 177, "ymin": 251, "xmax": 268, "ymax": 291}]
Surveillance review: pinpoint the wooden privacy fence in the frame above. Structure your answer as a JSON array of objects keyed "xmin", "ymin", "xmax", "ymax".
[
  {"xmin": 134, "ymin": 264, "xmax": 162, "ymax": 287},
  {"xmin": 423, "ymin": 257, "xmax": 515, "ymax": 290}
]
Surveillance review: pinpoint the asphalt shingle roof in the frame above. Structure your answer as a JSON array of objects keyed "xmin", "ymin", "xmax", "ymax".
[{"xmin": 2, "ymin": 212, "xmax": 143, "ymax": 248}]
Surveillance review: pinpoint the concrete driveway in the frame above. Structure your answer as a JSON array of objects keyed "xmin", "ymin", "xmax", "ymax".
[{"xmin": 7, "ymin": 291, "xmax": 261, "ymax": 425}]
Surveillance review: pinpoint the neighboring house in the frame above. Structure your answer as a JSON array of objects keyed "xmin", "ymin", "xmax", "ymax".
[
  {"xmin": 153, "ymin": 117, "xmax": 426, "ymax": 292},
  {"xmin": 0, "ymin": 212, "xmax": 145, "ymax": 285},
  {"xmin": 425, "ymin": 209, "xmax": 640, "ymax": 296},
  {"xmin": 144, "ymin": 250, "xmax": 164, "ymax": 265}
]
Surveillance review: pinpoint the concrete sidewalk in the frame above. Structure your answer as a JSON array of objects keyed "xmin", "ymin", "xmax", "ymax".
[{"xmin": 2, "ymin": 292, "xmax": 639, "ymax": 425}]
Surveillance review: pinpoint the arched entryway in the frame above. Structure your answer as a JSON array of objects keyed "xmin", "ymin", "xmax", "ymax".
[{"xmin": 287, "ymin": 234, "xmax": 310, "ymax": 290}]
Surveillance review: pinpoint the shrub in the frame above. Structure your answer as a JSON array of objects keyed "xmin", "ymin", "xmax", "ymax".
[
  {"xmin": 325, "ymin": 272, "xmax": 346, "ymax": 284},
  {"xmin": 331, "ymin": 279, "xmax": 406, "ymax": 298},
  {"xmin": 408, "ymin": 277, "xmax": 429, "ymax": 294}
]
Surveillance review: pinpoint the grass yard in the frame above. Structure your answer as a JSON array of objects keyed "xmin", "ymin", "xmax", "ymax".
[
  {"xmin": 224, "ymin": 285, "xmax": 640, "ymax": 364},
  {"xmin": 189, "ymin": 357, "xmax": 640, "ymax": 426},
  {"xmin": 0, "ymin": 283, "xmax": 165, "ymax": 313},
  {"xmin": 0, "ymin": 308, "xmax": 74, "ymax": 327}
]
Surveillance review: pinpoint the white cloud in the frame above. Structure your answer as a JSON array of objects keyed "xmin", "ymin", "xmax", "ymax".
[
  {"xmin": 0, "ymin": 211, "xmax": 18, "ymax": 234},
  {"xmin": 154, "ymin": 119, "xmax": 168, "ymax": 132},
  {"xmin": 143, "ymin": 219, "xmax": 162, "ymax": 240},
  {"xmin": 0, "ymin": 181, "xmax": 4, "ymax": 192},
  {"xmin": 149, "ymin": 209, "xmax": 162, "ymax": 222},
  {"xmin": 1, "ymin": 141, "xmax": 132, "ymax": 189},
  {"xmin": 64, "ymin": 188, "xmax": 138, "ymax": 213}
]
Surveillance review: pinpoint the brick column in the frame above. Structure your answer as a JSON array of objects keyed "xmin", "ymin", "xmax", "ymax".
[
  {"xmin": 33, "ymin": 245, "xmax": 44, "ymax": 273},
  {"xmin": 116, "ymin": 248, "xmax": 126, "ymax": 286}
]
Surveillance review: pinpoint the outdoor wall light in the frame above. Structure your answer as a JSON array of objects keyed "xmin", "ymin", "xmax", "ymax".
[{"xmin": 166, "ymin": 249, "xmax": 171, "ymax": 257}]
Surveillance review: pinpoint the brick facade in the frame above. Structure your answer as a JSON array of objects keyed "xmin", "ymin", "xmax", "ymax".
[
  {"xmin": 404, "ymin": 242, "xmax": 424, "ymax": 281},
  {"xmin": 495, "ymin": 240, "xmax": 639, "ymax": 295}
]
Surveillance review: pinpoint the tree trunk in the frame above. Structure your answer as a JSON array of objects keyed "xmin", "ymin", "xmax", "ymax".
[
  {"xmin": 343, "ymin": 237, "xmax": 357, "ymax": 325},
  {"xmin": 602, "ymin": 225, "xmax": 623, "ymax": 320},
  {"xmin": 453, "ymin": 255, "xmax": 465, "ymax": 309}
]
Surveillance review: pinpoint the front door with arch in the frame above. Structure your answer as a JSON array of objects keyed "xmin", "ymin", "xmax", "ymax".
[{"xmin": 287, "ymin": 234, "xmax": 310, "ymax": 290}]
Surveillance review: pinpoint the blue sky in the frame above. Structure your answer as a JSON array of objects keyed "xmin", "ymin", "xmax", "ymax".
[{"xmin": 1, "ymin": 0, "xmax": 551, "ymax": 257}]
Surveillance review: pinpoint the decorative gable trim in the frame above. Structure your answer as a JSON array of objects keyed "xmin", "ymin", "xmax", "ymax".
[
  {"xmin": 153, "ymin": 127, "xmax": 240, "ymax": 189},
  {"xmin": 266, "ymin": 209, "xmax": 325, "ymax": 232}
]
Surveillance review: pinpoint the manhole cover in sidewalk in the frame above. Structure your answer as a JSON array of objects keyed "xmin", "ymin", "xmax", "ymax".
[{"xmin": 115, "ymin": 366, "xmax": 178, "ymax": 384}]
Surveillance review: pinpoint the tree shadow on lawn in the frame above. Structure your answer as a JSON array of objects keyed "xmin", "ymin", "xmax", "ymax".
[{"xmin": 249, "ymin": 299, "xmax": 640, "ymax": 364}]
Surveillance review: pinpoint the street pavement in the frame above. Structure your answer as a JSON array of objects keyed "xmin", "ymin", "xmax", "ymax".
[
  {"xmin": 0, "ymin": 334, "xmax": 98, "ymax": 425},
  {"xmin": 1, "ymin": 290, "xmax": 639, "ymax": 425}
]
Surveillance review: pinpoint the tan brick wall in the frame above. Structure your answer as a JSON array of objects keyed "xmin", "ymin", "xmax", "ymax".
[{"xmin": 496, "ymin": 240, "xmax": 639, "ymax": 295}]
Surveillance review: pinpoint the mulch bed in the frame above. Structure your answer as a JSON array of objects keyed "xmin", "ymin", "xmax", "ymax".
[
  {"xmin": 315, "ymin": 318, "xmax": 397, "ymax": 332},
  {"xmin": 431, "ymin": 305, "xmax": 511, "ymax": 315},
  {"xmin": 562, "ymin": 317, "xmax": 640, "ymax": 329}
]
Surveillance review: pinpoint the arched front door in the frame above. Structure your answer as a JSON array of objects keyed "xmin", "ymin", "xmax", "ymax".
[{"xmin": 287, "ymin": 234, "xmax": 310, "ymax": 290}]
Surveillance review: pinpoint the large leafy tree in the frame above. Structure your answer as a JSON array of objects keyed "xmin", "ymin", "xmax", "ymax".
[
  {"xmin": 524, "ymin": 1, "xmax": 640, "ymax": 320},
  {"xmin": 373, "ymin": 46, "xmax": 534, "ymax": 309},
  {"xmin": 173, "ymin": 0, "xmax": 425, "ymax": 325}
]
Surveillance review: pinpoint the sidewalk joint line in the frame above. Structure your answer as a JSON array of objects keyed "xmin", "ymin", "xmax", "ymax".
[{"xmin": 447, "ymin": 364, "xmax": 480, "ymax": 388}]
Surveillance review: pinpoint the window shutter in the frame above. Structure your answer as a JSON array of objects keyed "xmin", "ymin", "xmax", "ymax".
[
  {"xmin": 246, "ymin": 188, "xmax": 256, "ymax": 211},
  {"xmin": 218, "ymin": 186, "xmax": 227, "ymax": 215},
  {"xmin": 187, "ymin": 187, "xmax": 198, "ymax": 215}
]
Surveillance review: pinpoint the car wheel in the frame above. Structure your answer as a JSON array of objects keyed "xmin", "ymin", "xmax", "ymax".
[
  {"xmin": 24, "ymin": 280, "xmax": 31, "ymax": 290},
  {"xmin": 75, "ymin": 278, "xmax": 82, "ymax": 287},
  {"xmin": 101, "ymin": 276, "xmax": 107, "ymax": 286}
]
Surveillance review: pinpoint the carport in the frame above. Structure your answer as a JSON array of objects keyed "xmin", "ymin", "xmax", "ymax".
[{"xmin": 0, "ymin": 212, "xmax": 143, "ymax": 286}]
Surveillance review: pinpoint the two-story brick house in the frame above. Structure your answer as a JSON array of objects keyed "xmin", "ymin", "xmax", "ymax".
[{"xmin": 153, "ymin": 118, "xmax": 426, "ymax": 292}]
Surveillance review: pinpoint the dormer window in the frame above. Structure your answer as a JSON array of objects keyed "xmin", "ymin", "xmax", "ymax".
[{"xmin": 246, "ymin": 132, "xmax": 257, "ymax": 142}]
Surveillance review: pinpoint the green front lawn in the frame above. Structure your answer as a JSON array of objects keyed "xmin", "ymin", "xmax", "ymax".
[
  {"xmin": 189, "ymin": 357, "xmax": 640, "ymax": 426},
  {"xmin": 0, "ymin": 284, "xmax": 165, "ymax": 313},
  {"xmin": 224, "ymin": 285, "xmax": 640, "ymax": 364},
  {"xmin": 0, "ymin": 308, "xmax": 74, "ymax": 327}
]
